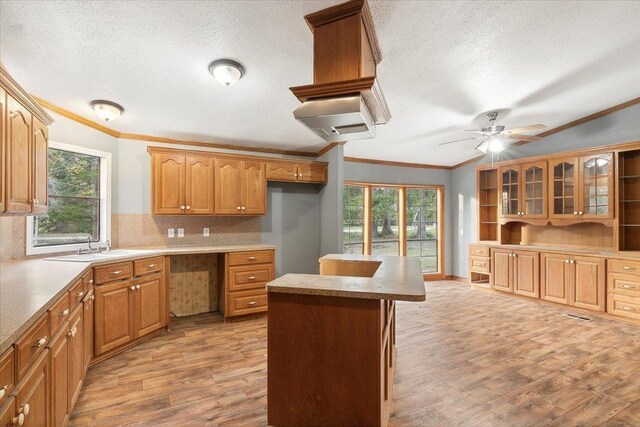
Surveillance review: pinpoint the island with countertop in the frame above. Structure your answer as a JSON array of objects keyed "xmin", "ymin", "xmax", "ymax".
[{"xmin": 266, "ymin": 254, "xmax": 426, "ymax": 427}]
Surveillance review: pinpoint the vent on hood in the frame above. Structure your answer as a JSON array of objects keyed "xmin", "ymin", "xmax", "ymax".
[{"xmin": 293, "ymin": 95, "xmax": 375, "ymax": 143}]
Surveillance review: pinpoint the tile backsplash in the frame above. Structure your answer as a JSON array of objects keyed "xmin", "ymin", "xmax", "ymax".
[{"xmin": 0, "ymin": 213, "xmax": 262, "ymax": 262}]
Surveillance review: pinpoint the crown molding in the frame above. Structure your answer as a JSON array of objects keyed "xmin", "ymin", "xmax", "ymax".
[
  {"xmin": 344, "ymin": 156, "xmax": 453, "ymax": 170},
  {"xmin": 1, "ymin": 65, "xmax": 53, "ymax": 125}
]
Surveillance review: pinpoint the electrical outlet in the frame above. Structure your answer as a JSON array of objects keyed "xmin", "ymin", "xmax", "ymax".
[
  {"xmin": 177, "ymin": 228, "xmax": 184, "ymax": 238},
  {"xmin": 168, "ymin": 228, "xmax": 175, "ymax": 238},
  {"xmin": 203, "ymin": 228, "xmax": 210, "ymax": 237}
]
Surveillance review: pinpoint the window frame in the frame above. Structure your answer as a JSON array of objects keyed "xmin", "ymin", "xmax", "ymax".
[
  {"xmin": 343, "ymin": 181, "xmax": 445, "ymax": 280},
  {"xmin": 26, "ymin": 141, "xmax": 112, "ymax": 255}
]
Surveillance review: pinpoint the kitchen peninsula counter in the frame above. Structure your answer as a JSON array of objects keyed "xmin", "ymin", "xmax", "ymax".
[
  {"xmin": 0, "ymin": 244, "xmax": 274, "ymax": 354},
  {"xmin": 267, "ymin": 254, "xmax": 426, "ymax": 427}
]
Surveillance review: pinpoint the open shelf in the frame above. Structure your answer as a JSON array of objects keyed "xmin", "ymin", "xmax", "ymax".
[
  {"xmin": 619, "ymin": 149, "xmax": 640, "ymax": 251},
  {"xmin": 478, "ymin": 169, "xmax": 499, "ymax": 241}
]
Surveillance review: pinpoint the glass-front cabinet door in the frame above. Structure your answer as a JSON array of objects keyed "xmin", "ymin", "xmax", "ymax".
[
  {"xmin": 499, "ymin": 166, "xmax": 521, "ymax": 218},
  {"xmin": 549, "ymin": 158, "xmax": 579, "ymax": 218},
  {"xmin": 580, "ymin": 153, "xmax": 614, "ymax": 219},
  {"xmin": 521, "ymin": 161, "xmax": 547, "ymax": 218}
]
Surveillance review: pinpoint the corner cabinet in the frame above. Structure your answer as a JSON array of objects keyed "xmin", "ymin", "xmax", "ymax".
[
  {"xmin": 214, "ymin": 158, "xmax": 266, "ymax": 215},
  {"xmin": 0, "ymin": 64, "xmax": 54, "ymax": 216}
]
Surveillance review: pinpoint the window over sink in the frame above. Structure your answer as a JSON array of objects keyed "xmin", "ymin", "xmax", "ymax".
[{"xmin": 26, "ymin": 141, "xmax": 111, "ymax": 255}]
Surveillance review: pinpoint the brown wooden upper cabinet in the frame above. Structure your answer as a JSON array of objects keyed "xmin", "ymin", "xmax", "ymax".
[
  {"xmin": 215, "ymin": 158, "xmax": 266, "ymax": 215},
  {"xmin": 0, "ymin": 65, "xmax": 54, "ymax": 216},
  {"xmin": 151, "ymin": 153, "xmax": 214, "ymax": 215},
  {"xmin": 549, "ymin": 153, "xmax": 613, "ymax": 220},
  {"xmin": 266, "ymin": 160, "xmax": 327, "ymax": 184},
  {"xmin": 499, "ymin": 162, "xmax": 547, "ymax": 220}
]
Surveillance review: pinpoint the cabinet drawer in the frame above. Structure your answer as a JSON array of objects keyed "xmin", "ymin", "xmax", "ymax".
[
  {"xmin": 469, "ymin": 256, "xmax": 490, "ymax": 273},
  {"xmin": 608, "ymin": 293, "xmax": 640, "ymax": 320},
  {"xmin": 227, "ymin": 290, "xmax": 267, "ymax": 317},
  {"xmin": 229, "ymin": 265, "xmax": 274, "ymax": 291},
  {"xmin": 0, "ymin": 347, "xmax": 15, "ymax": 406},
  {"xmin": 68, "ymin": 279, "xmax": 86, "ymax": 309},
  {"xmin": 228, "ymin": 250, "xmax": 274, "ymax": 266},
  {"xmin": 134, "ymin": 256, "xmax": 164, "ymax": 277},
  {"xmin": 608, "ymin": 272, "xmax": 640, "ymax": 296},
  {"xmin": 608, "ymin": 259, "xmax": 640, "ymax": 275},
  {"xmin": 14, "ymin": 313, "xmax": 49, "ymax": 381},
  {"xmin": 48, "ymin": 292, "xmax": 70, "ymax": 336},
  {"xmin": 82, "ymin": 269, "xmax": 94, "ymax": 294},
  {"xmin": 94, "ymin": 261, "xmax": 133, "ymax": 284},
  {"xmin": 469, "ymin": 245, "xmax": 490, "ymax": 257}
]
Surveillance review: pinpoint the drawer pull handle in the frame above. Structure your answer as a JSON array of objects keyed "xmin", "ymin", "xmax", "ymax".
[
  {"xmin": 623, "ymin": 306, "xmax": 632, "ymax": 311},
  {"xmin": 623, "ymin": 285, "xmax": 633, "ymax": 289},
  {"xmin": 623, "ymin": 266, "xmax": 635, "ymax": 270},
  {"xmin": 248, "ymin": 256, "xmax": 257, "ymax": 261},
  {"xmin": 146, "ymin": 264, "xmax": 156, "ymax": 268},
  {"xmin": 89, "ymin": 279, "xmax": 94, "ymax": 284},
  {"xmin": 33, "ymin": 337, "xmax": 47, "ymax": 348},
  {"xmin": 247, "ymin": 301, "xmax": 257, "ymax": 306},
  {"xmin": 0, "ymin": 385, "xmax": 7, "ymax": 399},
  {"xmin": 248, "ymin": 276, "xmax": 257, "ymax": 280},
  {"xmin": 111, "ymin": 271, "xmax": 122, "ymax": 275},
  {"xmin": 60, "ymin": 309, "xmax": 69, "ymax": 317},
  {"xmin": 77, "ymin": 291, "xmax": 84, "ymax": 298},
  {"xmin": 13, "ymin": 413, "xmax": 24, "ymax": 426},
  {"xmin": 21, "ymin": 403, "xmax": 30, "ymax": 417}
]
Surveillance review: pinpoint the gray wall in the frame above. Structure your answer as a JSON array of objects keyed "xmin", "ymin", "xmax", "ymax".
[
  {"xmin": 451, "ymin": 102, "xmax": 640, "ymax": 278},
  {"xmin": 344, "ymin": 161, "xmax": 453, "ymax": 275},
  {"xmin": 261, "ymin": 182, "xmax": 321, "ymax": 275},
  {"xmin": 318, "ymin": 144, "xmax": 344, "ymax": 257}
]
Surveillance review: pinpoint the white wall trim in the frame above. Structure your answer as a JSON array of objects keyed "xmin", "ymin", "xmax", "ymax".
[{"xmin": 26, "ymin": 141, "xmax": 112, "ymax": 255}]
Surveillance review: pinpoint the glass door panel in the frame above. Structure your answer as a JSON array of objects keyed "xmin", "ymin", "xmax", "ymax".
[
  {"xmin": 406, "ymin": 188, "xmax": 439, "ymax": 273},
  {"xmin": 550, "ymin": 158, "xmax": 578, "ymax": 218},
  {"xmin": 371, "ymin": 187, "xmax": 399, "ymax": 256},
  {"xmin": 499, "ymin": 166, "xmax": 520, "ymax": 217},
  {"xmin": 342, "ymin": 185, "xmax": 365, "ymax": 254},
  {"xmin": 522, "ymin": 162, "xmax": 546, "ymax": 217},
  {"xmin": 581, "ymin": 153, "xmax": 613, "ymax": 218}
]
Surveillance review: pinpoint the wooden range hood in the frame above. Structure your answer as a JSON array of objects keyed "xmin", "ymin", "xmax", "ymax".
[{"xmin": 290, "ymin": 0, "xmax": 391, "ymax": 125}]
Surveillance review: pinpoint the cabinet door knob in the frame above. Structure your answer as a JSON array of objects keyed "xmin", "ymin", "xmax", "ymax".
[
  {"xmin": 136, "ymin": 285, "xmax": 141, "ymax": 290},
  {"xmin": 20, "ymin": 403, "xmax": 30, "ymax": 416},
  {"xmin": 181, "ymin": 205, "xmax": 186, "ymax": 210},
  {"xmin": 565, "ymin": 260, "xmax": 570, "ymax": 264},
  {"xmin": 33, "ymin": 337, "xmax": 47, "ymax": 348},
  {"xmin": 237, "ymin": 206, "xmax": 241, "ymax": 211},
  {"xmin": 574, "ymin": 212, "xmax": 578, "ymax": 215},
  {"xmin": 294, "ymin": 173, "xmax": 298, "ymax": 177},
  {"xmin": 77, "ymin": 291, "xmax": 84, "ymax": 298},
  {"xmin": 33, "ymin": 199, "xmax": 38, "ymax": 206},
  {"xmin": 241, "ymin": 206, "xmax": 246, "ymax": 211},
  {"xmin": 91, "ymin": 294, "xmax": 95, "ymax": 301},
  {"xmin": 130, "ymin": 285, "xmax": 136, "ymax": 291},
  {"xmin": 578, "ymin": 211, "xmax": 583, "ymax": 215},
  {"xmin": 299, "ymin": 173, "xmax": 303, "ymax": 178},
  {"xmin": 60, "ymin": 309, "xmax": 69, "ymax": 317},
  {"xmin": 186, "ymin": 205, "xmax": 191, "ymax": 210},
  {"xmin": 13, "ymin": 413, "xmax": 24, "ymax": 426},
  {"xmin": 88, "ymin": 279, "xmax": 93, "ymax": 284},
  {"xmin": 0, "ymin": 385, "xmax": 7, "ymax": 399}
]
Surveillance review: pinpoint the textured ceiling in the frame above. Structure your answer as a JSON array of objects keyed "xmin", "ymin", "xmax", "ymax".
[{"xmin": 1, "ymin": 1, "xmax": 639, "ymax": 165}]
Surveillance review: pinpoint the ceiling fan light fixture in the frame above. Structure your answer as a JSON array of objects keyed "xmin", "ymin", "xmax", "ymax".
[
  {"xmin": 209, "ymin": 59, "xmax": 245, "ymax": 86},
  {"xmin": 488, "ymin": 136, "xmax": 506, "ymax": 153},
  {"xmin": 90, "ymin": 100, "xmax": 124, "ymax": 122},
  {"xmin": 476, "ymin": 140, "xmax": 489, "ymax": 154}
]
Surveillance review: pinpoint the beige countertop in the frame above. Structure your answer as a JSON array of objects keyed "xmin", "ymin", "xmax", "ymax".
[
  {"xmin": 0, "ymin": 244, "xmax": 275, "ymax": 354},
  {"xmin": 266, "ymin": 254, "xmax": 426, "ymax": 301},
  {"xmin": 470, "ymin": 242, "xmax": 640, "ymax": 259}
]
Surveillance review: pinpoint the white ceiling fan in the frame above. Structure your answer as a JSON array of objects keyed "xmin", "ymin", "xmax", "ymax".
[{"xmin": 439, "ymin": 112, "xmax": 546, "ymax": 154}]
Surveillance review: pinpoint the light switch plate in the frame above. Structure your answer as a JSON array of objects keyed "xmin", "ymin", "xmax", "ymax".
[
  {"xmin": 203, "ymin": 228, "xmax": 210, "ymax": 237},
  {"xmin": 168, "ymin": 228, "xmax": 175, "ymax": 238},
  {"xmin": 177, "ymin": 228, "xmax": 185, "ymax": 238}
]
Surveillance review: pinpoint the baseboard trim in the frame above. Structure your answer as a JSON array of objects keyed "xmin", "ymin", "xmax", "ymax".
[{"xmin": 445, "ymin": 275, "xmax": 468, "ymax": 282}]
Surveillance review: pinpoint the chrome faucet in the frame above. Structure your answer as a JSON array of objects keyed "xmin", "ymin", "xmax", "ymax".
[{"xmin": 77, "ymin": 238, "xmax": 110, "ymax": 254}]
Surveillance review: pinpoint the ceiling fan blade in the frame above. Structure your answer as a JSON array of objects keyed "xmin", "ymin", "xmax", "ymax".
[
  {"xmin": 438, "ymin": 136, "xmax": 482, "ymax": 146},
  {"xmin": 505, "ymin": 134, "xmax": 542, "ymax": 141},
  {"xmin": 503, "ymin": 124, "xmax": 547, "ymax": 134},
  {"xmin": 465, "ymin": 130, "xmax": 489, "ymax": 135}
]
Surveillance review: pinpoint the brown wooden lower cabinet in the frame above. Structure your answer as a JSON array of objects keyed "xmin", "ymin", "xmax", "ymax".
[
  {"xmin": 0, "ymin": 347, "xmax": 14, "ymax": 407},
  {"xmin": 0, "ymin": 396, "xmax": 15, "ymax": 427},
  {"xmin": 68, "ymin": 305, "xmax": 84, "ymax": 411},
  {"xmin": 540, "ymin": 253, "xmax": 605, "ymax": 312},
  {"xmin": 12, "ymin": 349, "xmax": 50, "ymax": 427},
  {"xmin": 94, "ymin": 258, "xmax": 167, "ymax": 356},
  {"xmin": 48, "ymin": 323, "xmax": 69, "ymax": 427},
  {"xmin": 82, "ymin": 291, "xmax": 94, "ymax": 375},
  {"xmin": 491, "ymin": 249, "xmax": 539, "ymax": 298}
]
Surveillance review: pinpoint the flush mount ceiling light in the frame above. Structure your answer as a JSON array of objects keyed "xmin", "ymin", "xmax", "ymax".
[
  {"xmin": 209, "ymin": 59, "xmax": 245, "ymax": 87},
  {"xmin": 90, "ymin": 100, "xmax": 124, "ymax": 122}
]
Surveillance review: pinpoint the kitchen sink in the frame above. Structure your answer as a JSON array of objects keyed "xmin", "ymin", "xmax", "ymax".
[{"xmin": 45, "ymin": 249, "xmax": 153, "ymax": 262}]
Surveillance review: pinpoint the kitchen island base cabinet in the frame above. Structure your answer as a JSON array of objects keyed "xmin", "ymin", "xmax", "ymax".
[{"xmin": 268, "ymin": 292, "xmax": 395, "ymax": 427}]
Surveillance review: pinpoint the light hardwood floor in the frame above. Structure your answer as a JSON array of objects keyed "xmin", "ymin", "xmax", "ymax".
[{"xmin": 69, "ymin": 281, "xmax": 640, "ymax": 426}]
